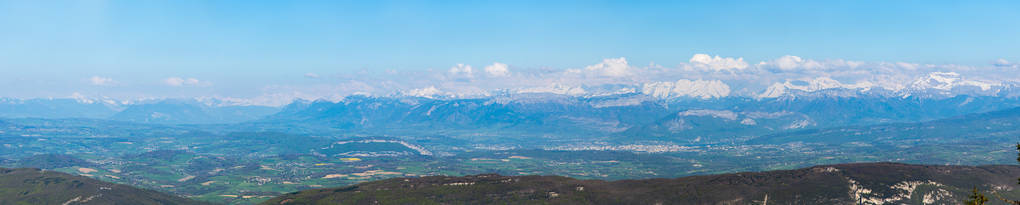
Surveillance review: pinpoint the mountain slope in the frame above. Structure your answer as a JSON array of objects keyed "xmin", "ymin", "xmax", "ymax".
[
  {"xmin": 110, "ymin": 99, "xmax": 279, "ymax": 124},
  {"xmin": 0, "ymin": 98, "xmax": 120, "ymax": 119},
  {"xmin": 258, "ymin": 94, "xmax": 1020, "ymax": 137},
  {"xmin": 748, "ymin": 106, "xmax": 1020, "ymax": 145},
  {"xmin": 263, "ymin": 163, "xmax": 1020, "ymax": 205},
  {"xmin": 0, "ymin": 167, "xmax": 207, "ymax": 205}
]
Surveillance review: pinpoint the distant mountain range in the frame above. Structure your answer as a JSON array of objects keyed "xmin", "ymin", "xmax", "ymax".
[
  {"xmin": 749, "ymin": 106, "xmax": 1020, "ymax": 145},
  {"xmin": 0, "ymin": 98, "xmax": 279, "ymax": 124},
  {"xmin": 253, "ymin": 94, "xmax": 1020, "ymax": 144},
  {"xmin": 110, "ymin": 99, "xmax": 279, "ymax": 124},
  {"xmin": 0, "ymin": 167, "xmax": 207, "ymax": 205},
  {"xmin": 2, "ymin": 77, "xmax": 1019, "ymax": 131},
  {"xmin": 263, "ymin": 162, "xmax": 1020, "ymax": 205}
]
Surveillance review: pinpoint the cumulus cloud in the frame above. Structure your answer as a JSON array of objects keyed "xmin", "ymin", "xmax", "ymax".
[
  {"xmin": 484, "ymin": 62, "xmax": 510, "ymax": 77},
  {"xmin": 164, "ymin": 77, "xmax": 207, "ymax": 87},
  {"xmin": 760, "ymin": 55, "xmax": 826, "ymax": 71},
  {"xmin": 583, "ymin": 57, "xmax": 632, "ymax": 77},
  {"xmin": 687, "ymin": 54, "xmax": 749, "ymax": 71},
  {"xmin": 995, "ymin": 59, "xmax": 1018, "ymax": 68},
  {"xmin": 403, "ymin": 86, "xmax": 445, "ymax": 98},
  {"xmin": 89, "ymin": 76, "xmax": 115, "ymax": 86},
  {"xmin": 448, "ymin": 64, "xmax": 474, "ymax": 77}
]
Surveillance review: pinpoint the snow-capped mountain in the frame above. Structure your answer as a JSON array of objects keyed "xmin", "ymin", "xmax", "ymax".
[
  {"xmin": 389, "ymin": 72, "xmax": 1016, "ymax": 101},
  {"xmin": 641, "ymin": 79, "xmax": 731, "ymax": 99},
  {"xmin": 909, "ymin": 72, "xmax": 997, "ymax": 91},
  {"xmin": 754, "ymin": 72, "xmax": 1015, "ymax": 99}
]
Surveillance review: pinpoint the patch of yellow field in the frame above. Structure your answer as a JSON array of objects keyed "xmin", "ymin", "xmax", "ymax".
[
  {"xmin": 201, "ymin": 181, "xmax": 215, "ymax": 186},
  {"xmin": 80, "ymin": 174, "xmax": 94, "ymax": 177},
  {"xmin": 109, "ymin": 169, "xmax": 121, "ymax": 173},
  {"xmin": 282, "ymin": 181, "xmax": 296, "ymax": 184},
  {"xmin": 77, "ymin": 168, "xmax": 97, "ymax": 173},
  {"xmin": 178, "ymin": 175, "xmax": 195, "ymax": 182},
  {"xmin": 242, "ymin": 196, "xmax": 255, "ymax": 199},
  {"xmin": 314, "ymin": 163, "xmax": 330, "ymax": 166},
  {"xmin": 322, "ymin": 174, "xmax": 348, "ymax": 179},
  {"xmin": 259, "ymin": 165, "xmax": 276, "ymax": 170},
  {"xmin": 351, "ymin": 170, "xmax": 402, "ymax": 177},
  {"xmin": 339, "ymin": 157, "xmax": 361, "ymax": 162},
  {"xmin": 219, "ymin": 195, "xmax": 238, "ymax": 198},
  {"xmin": 308, "ymin": 185, "xmax": 323, "ymax": 188}
]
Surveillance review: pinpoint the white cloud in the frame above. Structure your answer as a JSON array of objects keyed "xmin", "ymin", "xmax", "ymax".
[
  {"xmin": 484, "ymin": 62, "xmax": 510, "ymax": 77},
  {"xmin": 304, "ymin": 73, "xmax": 320, "ymax": 78},
  {"xmin": 164, "ymin": 77, "xmax": 207, "ymax": 87},
  {"xmin": 762, "ymin": 55, "xmax": 825, "ymax": 71},
  {"xmin": 688, "ymin": 54, "xmax": 748, "ymax": 71},
  {"xmin": 584, "ymin": 57, "xmax": 632, "ymax": 77},
  {"xmin": 403, "ymin": 86, "xmax": 445, "ymax": 98},
  {"xmin": 995, "ymin": 59, "xmax": 1018, "ymax": 68},
  {"xmin": 448, "ymin": 64, "xmax": 474, "ymax": 77},
  {"xmin": 89, "ymin": 76, "xmax": 115, "ymax": 86}
]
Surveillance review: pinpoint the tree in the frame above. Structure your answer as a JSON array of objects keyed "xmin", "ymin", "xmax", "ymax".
[
  {"xmin": 969, "ymin": 144, "xmax": 1020, "ymax": 205},
  {"xmin": 966, "ymin": 187, "xmax": 988, "ymax": 205}
]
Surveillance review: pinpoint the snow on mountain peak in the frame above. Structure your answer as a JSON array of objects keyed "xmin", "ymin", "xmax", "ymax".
[
  {"xmin": 910, "ymin": 72, "xmax": 996, "ymax": 91},
  {"xmin": 403, "ymin": 86, "xmax": 446, "ymax": 98},
  {"xmin": 70, "ymin": 92, "xmax": 97, "ymax": 104},
  {"xmin": 516, "ymin": 84, "xmax": 587, "ymax": 96},
  {"xmin": 641, "ymin": 79, "xmax": 730, "ymax": 99},
  {"xmin": 757, "ymin": 77, "xmax": 876, "ymax": 98}
]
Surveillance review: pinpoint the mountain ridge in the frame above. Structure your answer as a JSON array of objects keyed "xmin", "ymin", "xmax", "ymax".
[
  {"xmin": 262, "ymin": 162, "xmax": 1020, "ymax": 205},
  {"xmin": 0, "ymin": 167, "xmax": 208, "ymax": 205}
]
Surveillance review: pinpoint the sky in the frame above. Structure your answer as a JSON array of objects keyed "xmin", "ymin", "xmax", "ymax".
[{"xmin": 1, "ymin": 1, "xmax": 1019, "ymax": 105}]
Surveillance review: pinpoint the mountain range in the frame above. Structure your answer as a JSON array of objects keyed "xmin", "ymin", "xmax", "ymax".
[{"xmin": 0, "ymin": 98, "xmax": 279, "ymax": 124}]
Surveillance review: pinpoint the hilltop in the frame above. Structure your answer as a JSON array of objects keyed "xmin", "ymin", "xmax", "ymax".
[
  {"xmin": 0, "ymin": 167, "xmax": 208, "ymax": 205},
  {"xmin": 264, "ymin": 162, "xmax": 1020, "ymax": 205}
]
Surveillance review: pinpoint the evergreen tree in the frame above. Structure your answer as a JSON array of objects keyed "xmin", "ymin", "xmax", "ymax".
[
  {"xmin": 966, "ymin": 187, "xmax": 988, "ymax": 205},
  {"xmin": 968, "ymin": 144, "xmax": 1020, "ymax": 205}
]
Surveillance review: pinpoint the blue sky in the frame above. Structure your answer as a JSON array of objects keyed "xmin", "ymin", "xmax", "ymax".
[{"xmin": 1, "ymin": 1, "xmax": 1018, "ymax": 103}]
